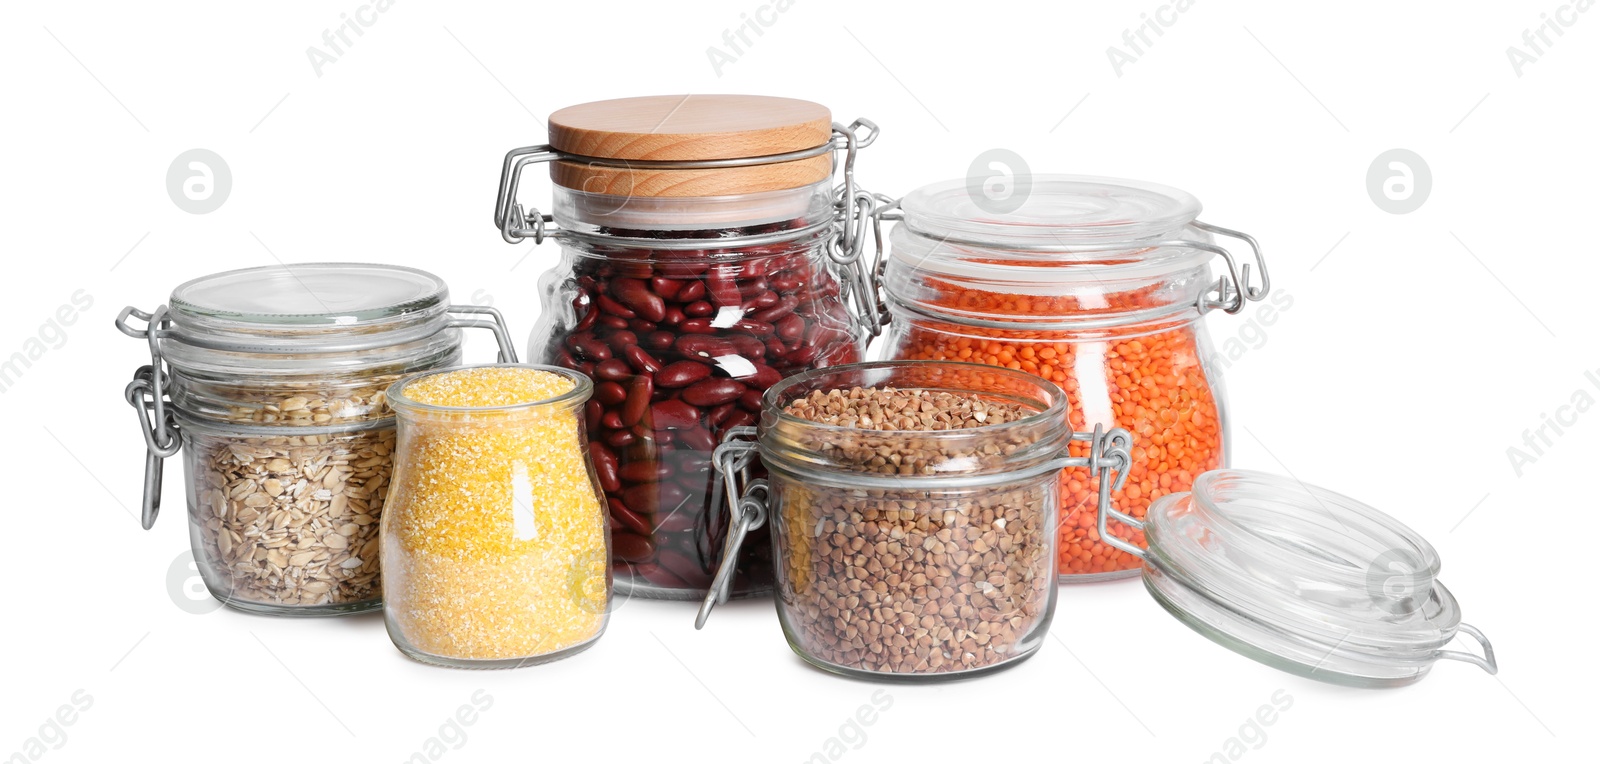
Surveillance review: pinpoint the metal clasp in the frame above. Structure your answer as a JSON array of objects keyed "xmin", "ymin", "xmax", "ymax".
[
  {"xmin": 116, "ymin": 306, "xmax": 180, "ymax": 530},
  {"xmin": 696, "ymin": 426, "xmax": 765, "ymax": 629},
  {"xmin": 1190, "ymin": 221, "xmax": 1271, "ymax": 315},
  {"xmin": 494, "ymin": 145, "xmax": 564, "ymax": 245},
  {"xmin": 444, "ymin": 304, "xmax": 519, "ymax": 363}
]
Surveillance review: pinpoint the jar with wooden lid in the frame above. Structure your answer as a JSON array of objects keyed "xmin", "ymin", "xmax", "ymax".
[
  {"xmin": 878, "ymin": 175, "xmax": 1273, "ymax": 582},
  {"xmin": 117, "ymin": 263, "xmax": 516, "ymax": 615},
  {"xmin": 493, "ymin": 95, "xmax": 886, "ymax": 599}
]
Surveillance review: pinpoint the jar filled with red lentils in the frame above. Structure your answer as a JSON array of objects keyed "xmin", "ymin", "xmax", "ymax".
[
  {"xmin": 493, "ymin": 95, "xmax": 885, "ymax": 599},
  {"xmin": 879, "ymin": 175, "xmax": 1271, "ymax": 581}
]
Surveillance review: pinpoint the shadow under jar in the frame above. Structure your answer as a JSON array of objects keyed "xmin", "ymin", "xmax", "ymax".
[
  {"xmin": 698, "ymin": 361, "xmax": 1133, "ymax": 680},
  {"xmin": 117, "ymin": 263, "xmax": 516, "ymax": 616},
  {"xmin": 494, "ymin": 95, "xmax": 883, "ymax": 599},
  {"xmin": 880, "ymin": 176, "xmax": 1273, "ymax": 582}
]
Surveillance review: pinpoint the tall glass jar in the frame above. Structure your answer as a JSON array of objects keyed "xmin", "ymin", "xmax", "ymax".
[
  {"xmin": 494, "ymin": 95, "xmax": 883, "ymax": 599},
  {"xmin": 879, "ymin": 176, "xmax": 1271, "ymax": 582},
  {"xmin": 118, "ymin": 263, "xmax": 516, "ymax": 615},
  {"xmin": 382, "ymin": 365, "xmax": 610, "ymax": 668}
]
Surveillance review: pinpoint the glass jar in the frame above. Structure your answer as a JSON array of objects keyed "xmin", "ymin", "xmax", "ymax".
[
  {"xmin": 382, "ymin": 365, "xmax": 610, "ymax": 668},
  {"xmin": 118, "ymin": 263, "xmax": 516, "ymax": 616},
  {"xmin": 698, "ymin": 361, "xmax": 1131, "ymax": 680},
  {"xmin": 493, "ymin": 95, "xmax": 885, "ymax": 599},
  {"xmin": 879, "ymin": 175, "xmax": 1272, "ymax": 582}
]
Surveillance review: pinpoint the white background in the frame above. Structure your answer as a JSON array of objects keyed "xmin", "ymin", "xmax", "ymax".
[{"xmin": 1, "ymin": 0, "xmax": 1592, "ymax": 761}]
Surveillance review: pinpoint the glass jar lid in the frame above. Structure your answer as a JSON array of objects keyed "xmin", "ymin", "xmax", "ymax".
[
  {"xmin": 1134, "ymin": 469, "xmax": 1497, "ymax": 688},
  {"xmin": 899, "ymin": 174, "xmax": 1202, "ymax": 248},
  {"xmin": 162, "ymin": 263, "xmax": 453, "ymax": 359},
  {"xmin": 171, "ymin": 262, "xmax": 447, "ymax": 330}
]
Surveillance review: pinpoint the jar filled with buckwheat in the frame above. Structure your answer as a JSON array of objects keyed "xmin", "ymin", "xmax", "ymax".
[
  {"xmin": 118, "ymin": 263, "xmax": 516, "ymax": 615},
  {"xmin": 880, "ymin": 176, "xmax": 1272, "ymax": 581}
]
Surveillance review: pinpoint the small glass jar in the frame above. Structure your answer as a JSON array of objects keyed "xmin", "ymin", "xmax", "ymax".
[
  {"xmin": 494, "ymin": 95, "xmax": 884, "ymax": 600},
  {"xmin": 381, "ymin": 365, "xmax": 611, "ymax": 668},
  {"xmin": 880, "ymin": 176, "xmax": 1272, "ymax": 582},
  {"xmin": 118, "ymin": 263, "xmax": 515, "ymax": 616},
  {"xmin": 698, "ymin": 361, "xmax": 1130, "ymax": 680}
]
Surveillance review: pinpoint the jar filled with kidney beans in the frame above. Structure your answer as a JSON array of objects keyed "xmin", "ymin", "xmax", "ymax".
[
  {"xmin": 879, "ymin": 175, "xmax": 1274, "ymax": 582},
  {"xmin": 494, "ymin": 95, "xmax": 884, "ymax": 598}
]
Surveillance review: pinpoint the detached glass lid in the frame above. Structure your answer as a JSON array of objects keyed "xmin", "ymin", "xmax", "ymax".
[{"xmin": 1104, "ymin": 468, "xmax": 1496, "ymax": 688}]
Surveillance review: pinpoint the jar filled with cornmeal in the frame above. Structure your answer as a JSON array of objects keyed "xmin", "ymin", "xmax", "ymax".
[{"xmin": 381, "ymin": 365, "xmax": 611, "ymax": 668}]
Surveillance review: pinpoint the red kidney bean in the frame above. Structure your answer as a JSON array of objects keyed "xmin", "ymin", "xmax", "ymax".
[
  {"xmin": 627, "ymin": 319, "xmax": 658, "ymax": 334},
  {"xmin": 595, "ymin": 381, "xmax": 627, "ymax": 406},
  {"xmin": 604, "ymin": 330, "xmax": 640, "ymax": 352},
  {"xmin": 740, "ymin": 363, "xmax": 783, "ymax": 389},
  {"xmin": 727, "ymin": 334, "xmax": 767, "ymax": 360},
  {"xmin": 598, "ymin": 314, "xmax": 630, "ymax": 331},
  {"xmin": 600, "ymin": 410, "xmax": 625, "ymax": 431},
  {"xmin": 769, "ymin": 272, "xmax": 802, "ymax": 292},
  {"xmin": 661, "ymin": 306, "xmax": 686, "ymax": 327},
  {"xmin": 672, "ymin": 279, "xmax": 706, "ymax": 303},
  {"xmin": 678, "ymin": 318, "xmax": 718, "ymax": 335},
  {"xmin": 675, "ymin": 335, "xmax": 737, "ymax": 358},
  {"xmin": 612, "ymin": 532, "xmax": 654, "ymax": 564},
  {"xmin": 752, "ymin": 294, "xmax": 799, "ymax": 323},
  {"xmin": 707, "ymin": 403, "xmax": 737, "ymax": 428},
  {"xmin": 775, "ymin": 313, "xmax": 806, "ymax": 342},
  {"xmin": 595, "ymin": 359, "xmax": 632, "ymax": 382},
  {"xmin": 596, "ymin": 294, "xmax": 637, "ymax": 319},
  {"xmin": 610, "ymin": 278, "xmax": 667, "ymax": 323},
  {"xmin": 645, "ymin": 330, "xmax": 676, "ymax": 352},
  {"xmin": 723, "ymin": 410, "xmax": 757, "ymax": 430},
  {"xmin": 736, "ymin": 278, "xmax": 769, "ymax": 298},
  {"xmin": 622, "ymin": 376, "xmax": 653, "ymax": 427},
  {"xmin": 605, "ymin": 429, "xmax": 637, "ymax": 448},
  {"xmin": 585, "ymin": 400, "xmax": 603, "ymax": 431},
  {"xmin": 733, "ymin": 319, "xmax": 774, "ymax": 338},
  {"xmin": 743, "ymin": 290, "xmax": 780, "ymax": 311},
  {"xmin": 737, "ymin": 388, "xmax": 764, "ymax": 412},
  {"xmin": 650, "ymin": 276, "xmax": 683, "ymax": 300},
  {"xmin": 738, "ymin": 259, "xmax": 769, "ymax": 279},
  {"xmin": 677, "ymin": 426, "xmax": 717, "ymax": 452},
  {"xmin": 656, "ymin": 360, "xmax": 711, "ymax": 388},
  {"xmin": 682, "ymin": 378, "xmax": 745, "ymax": 407},
  {"xmin": 611, "ymin": 499, "xmax": 653, "ymax": 537},
  {"xmin": 573, "ymin": 301, "xmax": 598, "ymax": 332},
  {"xmin": 571, "ymin": 337, "xmax": 611, "ymax": 362},
  {"xmin": 683, "ymin": 300, "xmax": 714, "ymax": 318},
  {"xmin": 764, "ymin": 337, "xmax": 789, "ymax": 358},
  {"xmin": 651, "ymin": 400, "xmax": 702, "ymax": 430},
  {"xmin": 623, "ymin": 345, "xmax": 662, "ymax": 375},
  {"xmin": 624, "ymin": 482, "xmax": 687, "ymax": 515},
  {"xmin": 590, "ymin": 443, "xmax": 621, "ymax": 493}
]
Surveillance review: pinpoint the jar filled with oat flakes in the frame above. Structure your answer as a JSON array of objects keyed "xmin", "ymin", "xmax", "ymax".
[
  {"xmin": 118, "ymin": 263, "xmax": 516, "ymax": 616},
  {"xmin": 879, "ymin": 176, "xmax": 1272, "ymax": 581}
]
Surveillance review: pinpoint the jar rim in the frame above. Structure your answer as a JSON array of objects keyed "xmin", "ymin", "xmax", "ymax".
[
  {"xmin": 756, "ymin": 361, "xmax": 1071, "ymax": 483},
  {"xmin": 387, "ymin": 363, "xmax": 593, "ymax": 415}
]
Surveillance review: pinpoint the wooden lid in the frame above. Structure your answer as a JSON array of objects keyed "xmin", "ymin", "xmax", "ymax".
[{"xmin": 548, "ymin": 95, "xmax": 834, "ymax": 197}]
